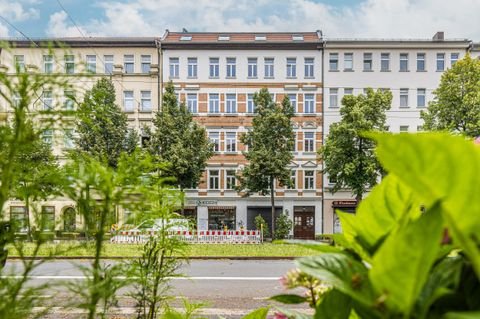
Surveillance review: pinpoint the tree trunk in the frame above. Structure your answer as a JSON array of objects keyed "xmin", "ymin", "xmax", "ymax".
[
  {"xmin": 180, "ymin": 187, "xmax": 185, "ymax": 216},
  {"xmin": 355, "ymin": 193, "xmax": 363, "ymax": 203},
  {"xmin": 270, "ymin": 176, "xmax": 275, "ymax": 238},
  {"xmin": 25, "ymin": 195, "xmax": 32, "ymax": 242}
]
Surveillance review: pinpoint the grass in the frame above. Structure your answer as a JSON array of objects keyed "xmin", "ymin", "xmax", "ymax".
[{"xmin": 7, "ymin": 242, "xmax": 318, "ymax": 258}]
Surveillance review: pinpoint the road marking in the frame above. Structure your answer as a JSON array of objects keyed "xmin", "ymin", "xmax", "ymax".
[{"xmin": 1, "ymin": 275, "xmax": 281, "ymax": 281}]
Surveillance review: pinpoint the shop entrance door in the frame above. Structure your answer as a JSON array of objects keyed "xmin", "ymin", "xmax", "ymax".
[{"xmin": 293, "ymin": 206, "xmax": 315, "ymax": 239}]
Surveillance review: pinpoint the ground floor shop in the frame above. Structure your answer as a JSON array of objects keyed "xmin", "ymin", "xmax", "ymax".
[{"xmin": 323, "ymin": 195, "xmax": 357, "ymax": 234}]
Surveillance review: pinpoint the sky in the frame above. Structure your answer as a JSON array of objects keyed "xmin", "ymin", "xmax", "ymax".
[{"xmin": 0, "ymin": 0, "xmax": 479, "ymax": 41}]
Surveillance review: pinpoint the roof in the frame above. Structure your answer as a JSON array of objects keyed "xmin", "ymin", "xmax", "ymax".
[
  {"xmin": 1, "ymin": 37, "xmax": 158, "ymax": 48},
  {"xmin": 324, "ymin": 37, "xmax": 471, "ymax": 49},
  {"xmin": 473, "ymin": 43, "xmax": 480, "ymax": 51},
  {"xmin": 160, "ymin": 31, "xmax": 323, "ymax": 50}
]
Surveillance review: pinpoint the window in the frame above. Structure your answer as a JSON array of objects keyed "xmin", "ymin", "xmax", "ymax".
[
  {"xmin": 141, "ymin": 91, "xmax": 151, "ymax": 112},
  {"xmin": 363, "ymin": 53, "xmax": 372, "ymax": 71},
  {"xmin": 104, "ymin": 55, "xmax": 113, "ymax": 74},
  {"xmin": 329, "ymin": 53, "xmax": 339, "ymax": 71},
  {"xmin": 329, "ymin": 89, "xmax": 338, "ymax": 107},
  {"xmin": 187, "ymin": 93, "xmax": 197, "ymax": 113},
  {"xmin": 10, "ymin": 206, "xmax": 27, "ymax": 232},
  {"xmin": 209, "ymin": 57, "xmax": 219, "ymax": 78},
  {"xmin": 247, "ymin": 94, "xmax": 255, "ymax": 113},
  {"xmin": 304, "ymin": 171, "xmax": 315, "ymax": 190},
  {"xmin": 187, "ymin": 57, "xmax": 197, "ymax": 78},
  {"xmin": 86, "ymin": 55, "xmax": 96, "ymax": 73},
  {"xmin": 64, "ymin": 55, "xmax": 74, "ymax": 74},
  {"xmin": 304, "ymin": 94, "xmax": 315, "ymax": 113},
  {"xmin": 344, "ymin": 88, "xmax": 353, "ymax": 95},
  {"xmin": 288, "ymin": 94, "xmax": 297, "ymax": 113},
  {"xmin": 141, "ymin": 55, "xmax": 151, "ymax": 73},
  {"xmin": 304, "ymin": 132, "xmax": 315, "ymax": 152},
  {"xmin": 42, "ymin": 129, "xmax": 53, "ymax": 146},
  {"xmin": 400, "ymin": 88, "xmax": 409, "ymax": 107},
  {"xmin": 451, "ymin": 53, "xmax": 459, "ymax": 66},
  {"xmin": 64, "ymin": 129, "xmax": 74, "ymax": 149},
  {"xmin": 226, "ymin": 57, "xmax": 236, "ymax": 78},
  {"xmin": 264, "ymin": 58, "xmax": 274, "ymax": 78},
  {"xmin": 208, "ymin": 170, "xmax": 219, "ymax": 190},
  {"xmin": 42, "ymin": 90, "xmax": 53, "ymax": 110},
  {"xmin": 225, "ymin": 132, "xmax": 236, "ymax": 152},
  {"xmin": 417, "ymin": 88, "xmax": 426, "ymax": 107},
  {"xmin": 417, "ymin": 53, "xmax": 426, "ymax": 71},
  {"xmin": 43, "ymin": 55, "xmax": 53, "ymax": 74},
  {"xmin": 13, "ymin": 92, "xmax": 20, "ymax": 107},
  {"xmin": 40, "ymin": 206, "xmax": 55, "ymax": 231},
  {"xmin": 344, "ymin": 53, "xmax": 353, "ymax": 70},
  {"xmin": 400, "ymin": 53, "xmax": 409, "ymax": 71},
  {"xmin": 208, "ymin": 93, "xmax": 219, "ymax": 113},
  {"xmin": 291, "ymin": 133, "xmax": 296, "ymax": 152},
  {"xmin": 124, "ymin": 55, "xmax": 134, "ymax": 74},
  {"xmin": 304, "ymin": 58, "xmax": 314, "ymax": 78},
  {"xmin": 64, "ymin": 90, "xmax": 75, "ymax": 110},
  {"xmin": 399, "ymin": 125, "xmax": 409, "ymax": 132},
  {"xmin": 287, "ymin": 170, "xmax": 296, "ymax": 189},
  {"xmin": 437, "ymin": 53, "xmax": 445, "ymax": 71},
  {"xmin": 380, "ymin": 53, "xmax": 390, "ymax": 71},
  {"xmin": 14, "ymin": 55, "xmax": 25, "ymax": 72},
  {"xmin": 225, "ymin": 94, "xmax": 237, "ymax": 113},
  {"xmin": 209, "ymin": 132, "xmax": 220, "ymax": 152},
  {"xmin": 169, "ymin": 57, "xmax": 179, "ymax": 78},
  {"xmin": 248, "ymin": 58, "xmax": 258, "ymax": 78},
  {"xmin": 225, "ymin": 170, "xmax": 236, "ymax": 190},
  {"xmin": 286, "ymin": 58, "xmax": 296, "ymax": 77},
  {"xmin": 123, "ymin": 91, "xmax": 134, "ymax": 112}
]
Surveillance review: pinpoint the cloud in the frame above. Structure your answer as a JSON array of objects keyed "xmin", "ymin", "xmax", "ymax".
[
  {"xmin": 44, "ymin": 0, "xmax": 480, "ymax": 40},
  {"xmin": 46, "ymin": 11, "xmax": 88, "ymax": 37},
  {"xmin": 0, "ymin": 0, "xmax": 39, "ymax": 22}
]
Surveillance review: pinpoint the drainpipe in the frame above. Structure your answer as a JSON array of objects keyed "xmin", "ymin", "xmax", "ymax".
[
  {"xmin": 155, "ymin": 39, "xmax": 162, "ymax": 112},
  {"xmin": 319, "ymin": 30, "xmax": 325, "ymax": 235}
]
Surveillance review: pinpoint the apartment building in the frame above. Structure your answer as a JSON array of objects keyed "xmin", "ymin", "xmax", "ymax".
[
  {"xmin": 322, "ymin": 32, "xmax": 471, "ymax": 233},
  {"xmin": 0, "ymin": 37, "xmax": 159, "ymax": 233},
  {"xmin": 161, "ymin": 31, "xmax": 323, "ymax": 238}
]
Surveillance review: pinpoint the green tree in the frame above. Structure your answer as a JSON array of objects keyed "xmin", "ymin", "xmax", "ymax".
[
  {"xmin": 238, "ymin": 88, "xmax": 295, "ymax": 235},
  {"xmin": 75, "ymin": 78, "xmax": 138, "ymax": 168},
  {"xmin": 9, "ymin": 122, "xmax": 61, "ymax": 240},
  {"xmin": 149, "ymin": 82, "xmax": 213, "ymax": 211},
  {"xmin": 421, "ymin": 54, "xmax": 480, "ymax": 137},
  {"xmin": 274, "ymin": 212, "xmax": 293, "ymax": 240},
  {"xmin": 320, "ymin": 88, "xmax": 391, "ymax": 201}
]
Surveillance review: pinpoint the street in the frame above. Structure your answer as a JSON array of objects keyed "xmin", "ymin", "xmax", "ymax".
[{"xmin": 3, "ymin": 259, "xmax": 310, "ymax": 318}]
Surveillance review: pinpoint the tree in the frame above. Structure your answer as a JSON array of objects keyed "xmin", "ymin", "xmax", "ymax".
[
  {"xmin": 148, "ymin": 82, "xmax": 213, "ymax": 212},
  {"xmin": 238, "ymin": 88, "xmax": 295, "ymax": 235},
  {"xmin": 274, "ymin": 212, "xmax": 293, "ymax": 240},
  {"xmin": 421, "ymin": 54, "xmax": 480, "ymax": 137},
  {"xmin": 320, "ymin": 88, "xmax": 391, "ymax": 201},
  {"xmin": 75, "ymin": 78, "xmax": 138, "ymax": 168},
  {"xmin": 9, "ymin": 122, "xmax": 61, "ymax": 240}
]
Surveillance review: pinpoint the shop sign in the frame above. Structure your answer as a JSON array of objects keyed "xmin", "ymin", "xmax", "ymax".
[
  {"xmin": 187, "ymin": 199, "xmax": 218, "ymax": 207},
  {"xmin": 332, "ymin": 200, "xmax": 357, "ymax": 207}
]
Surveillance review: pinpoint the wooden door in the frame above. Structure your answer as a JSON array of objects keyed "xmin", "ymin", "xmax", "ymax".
[{"xmin": 294, "ymin": 209, "xmax": 315, "ymax": 239}]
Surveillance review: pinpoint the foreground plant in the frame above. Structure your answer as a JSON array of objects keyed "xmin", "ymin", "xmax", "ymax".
[{"xmin": 252, "ymin": 133, "xmax": 480, "ymax": 318}]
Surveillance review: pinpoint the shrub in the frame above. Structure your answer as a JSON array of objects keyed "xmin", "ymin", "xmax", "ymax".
[
  {"xmin": 274, "ymin": 212, "xmax": 293, "ymax": 240},
  {"xmin": 254, "ymin": 215, "xmax": 270, "ymax": 239}
]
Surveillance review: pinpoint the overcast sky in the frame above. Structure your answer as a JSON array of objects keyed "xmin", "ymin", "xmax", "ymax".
[{"xmin": 0, "ymin": 0, "xmax": 479, "ymax": 41}]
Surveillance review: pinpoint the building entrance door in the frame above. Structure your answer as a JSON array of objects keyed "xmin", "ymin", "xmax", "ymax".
[{"xmin": 293, "ymin": 206, "xmax": 315, "ymax": 239}]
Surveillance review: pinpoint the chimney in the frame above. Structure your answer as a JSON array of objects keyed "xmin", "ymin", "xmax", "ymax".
[{"xmin": 433, "ymin": 31, "xmax": 444, "ymax": 41}]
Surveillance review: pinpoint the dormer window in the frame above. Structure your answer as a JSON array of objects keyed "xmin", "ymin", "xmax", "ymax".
[
  {"xmin": 292, "ymin": 34, "xmax": 304, "ymax": 41},
  {"xmin": 180, "ymin": 36, "xmax": 192, "ymax": 41},
  {"xmin": 218, "ymin": 35, "xmax": 230, "ymax": 41},
  {"xmin": 255, "ymin": 35, "xmax": 266, "ymax": 41}
]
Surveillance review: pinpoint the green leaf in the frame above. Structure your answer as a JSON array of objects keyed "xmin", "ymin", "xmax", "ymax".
[
  {"xmin": 369, "ymin": 202, "xmax": 444, "ymax": 315},
  {"xmin": 444, "ymin": 312, "xmax": 480, "ymax": 319},
  {"xmin": 274, "ymin": 307, "xmax": 313, "ymax": 319},
  {"xmin": 242, "ymin": 307, "xmax": 269, "ymax": 319},
  {"xmin": 338, "ymin": 174, "xmax": 422, "ymax": 256},
  {"xmin": 315, "ymin": 289, "xmax": 352, "ymax": 319},
  {"xmin": 297, "ymin": 253, "xmax": 375, "ymax": 307},
  {"xmin": 270, "ymin": 294, "xmax": 308, "ymax": 304},
  {"xmin": 370, "ymin": 132, "xmax": 480, "ymax": 277}
]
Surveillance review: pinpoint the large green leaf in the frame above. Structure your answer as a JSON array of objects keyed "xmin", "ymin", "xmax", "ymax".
[
  {"xmin": 370, "ymin": 133, "xmax": 480, "ymax": 277},
  {"xmin": 242, "ymin": 307, "xmax": 269, "ymax": 319},
  {"xmin": 444, "ymin": 312, "xmax": 480, "ymax": 319},
  {"xmin": 270, "ymin": 294, "xmax": 307, "ymax": 304},
  {"xmin": 338, "ymin": 174, "xmax": 421, "ymax": 256},
  {"xmin": 314, "ymin": 289, "xmax": 352, "ymax": 319},
  {"xmin": 297, "ymin": 253, "xmax": 376, "ymax": 308},
  {"xmin": 369, "ymin": 202, "xmax": 444, "ymax": 315}
]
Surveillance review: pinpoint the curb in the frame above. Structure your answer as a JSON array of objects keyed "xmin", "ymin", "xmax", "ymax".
[{"xmin": 7, "ymin": 256, "xmax": 297, "ymax": 261}]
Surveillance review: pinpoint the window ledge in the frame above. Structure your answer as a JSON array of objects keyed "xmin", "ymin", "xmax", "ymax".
[
  {"xmin": 209, "ymin": 76, "xmax": 220, "ymax": 79},
  {"xmin": 399, "ymin": 70, "xmax": 410, "ymax": 72},
  {"xmin": 247, "ymin": 76, "xmax": 258, "ymax": 79},
  {"xmin": 416, "ymin": 70, "xmax": 427, "ymax": 72},
  {"xmin": 286, "ymin": 76, "xmax": 297, "ymax": 79},
  {"xmin": 329, "ymin": 69, "xmax": 340, "ymax": 72},
  {"xmin": 363, "ymin": 70, "xmax": 373, "ymax": 72},
  {"xmin": 343, "ymin": 69, "xmax": 354, "ymax": 72},
  {"xmin": 187, "ymin": 76, "xmax": 198, "ymax": 79},
  {"xmin": 224, "ymin": 113, "xmax": 238, "ymax": 116},
  {"xmin": 264, "ymin": 76, "xmax": 275, "ymax": 79},
  {"xmin": 208, "ymin": 113, "xmax": 221, "ymax": 116},
  {"xmin": 304, "ymin": 76, "xmax": 315, "ymax": 79},
  {"xmin": 380, "ymin": 70, "xmax": 391, "ymax": 72}
]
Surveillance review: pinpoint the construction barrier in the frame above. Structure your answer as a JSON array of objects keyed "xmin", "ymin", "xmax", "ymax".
[{"xmin": 110, "ymin": 230, "xmax": 263, "ymax": 244}]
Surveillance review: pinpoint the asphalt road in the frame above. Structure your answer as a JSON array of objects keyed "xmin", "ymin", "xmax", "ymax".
[{"xmin": 3, "ymin": 259, "xmax": 310, "ymax": 318}]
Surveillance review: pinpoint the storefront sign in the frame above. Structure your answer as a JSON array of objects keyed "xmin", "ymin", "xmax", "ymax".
[
  {"xmin": 187, "ymin": 199, "xmax": 218, "ymax": 207},
  {"xmin": 332, "ymin": 200, "xmax": 357, "ymax": 207}
]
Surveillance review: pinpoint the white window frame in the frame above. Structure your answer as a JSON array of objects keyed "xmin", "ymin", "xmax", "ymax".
[
  {"xmin": 187, "ymin": 57, "xmax": 198, "ymax": 78},
  {"xmin": 208, "ymin": 170, "xmax": 220, "ymax": 190},
  {"xmin": 209, "ymin": 57, "xmax": 219, "ymax": 78},
  {"xmin": 304, "ymin": 131, "xmax": 315, "ymax": 152},
  {"xmin": 436, "ymin": 53, "xmax": 445, "ymax": 71},
  {"xmin": 417, "ymin": 88, "xmax": 426, "ymax": 107},
  {"xmin": 304, "ymin": 170, "xmax": 315, "ymax": 190},
  {"xmin": 225, "ymin": 132, "xmax": 237, "ymax": 153},
  {"xmin": 400, "ymin": 88, "xmax": 409, "ymax": 108},
  {"xmin": 399, "ymin": 125, "xmax": 409, "ymax": 133},
  {"xmin": 42, "ymin": 129, "xmax": 54, "ymax": 146},
  {"xmin": 344, "ymin": 53, "xmax": 353, "ymax": 71},
  {"xmin": 247, "ymin": 94, "xmax": 255, "ymax": 114},
  {"xmin": 288, "ymin": 93, "xmax": 297, "ymax": 113},
  {"xmin": 187, "ymin": 93, "xmax": 198, "ymax": 113},
  {"xmin": 304, "ymin": 57, "xmax": 314, "ymax": 78},
  {"xmin": 286, "ymin": 58, "xmax": 297, "ymax": 78},
  {"xmin": 104, "ymin": 55, "xmax": 113, "ymax": 74},
  {"xmin": 123, "ymin": 91, "xmax": 135, "ymax": 112},
  {"xmin": 64, "ymin": 90, "xmax": 75, "ymax": 110},
  {"xmin": 208, "ymin": 93, "xmax": 220, "ymax": 113},
  {"xmin": 344, "ymin": 88, "xmax": 353, "ymax": 95},
  {"xmin": 42, "ymin": 90, "xmax": 53, "ymax": 110},
  {"xmin": 86, "ymin": 55, "xmax": 96, "ymax": 73},
  {"xmin": 14, "ymin": 55, "xmax": 25, "ymax": 72},
  {"xmin": 64, "ymin": 55, "xmax": 74, "ymax": 74},
  {"xmin": 209, "ymin": 132, "xmax": 220, "ymax": 152},
  {"xmin": 247, "ymin": 58, "xmax": 258, "ymax": 78},
  {"xmin": 287, "ymin": 170, "xmax": 297, "ymax": 189},
  {"xmin": 363, "ymin": 53, "xmax": 372, "ymax": 71},
  {"xmin": 304, "ymin": 94, "xmax": 315, "ymax": 114},
  {"xmin": 169, "ymin": 57, "xmax": 179, "ymax": 78},
  {"xmin": 44, "ymin": 55, "xmax": 53, "ymax": 74},
  {"xmin": 124, "ymin": 55, "xmax": 135, "ymax": 74},
  {"xmin": 225, "ymin": 169, "xmax": 236, "ymax": 190},
  {"xmin": 63, "ymin": 129, "xmax": 75, "ymax": 149},
  {"xmin": 264, "ymin": 57, "xmax": 274, "ymax": 78},
  {"xmin": 226, "ymin": 57, "xmax": 236, "ymax": 78},
  {"xmin": 141, "ymin": 55, "xmax": 151, "ymax": 73},
  {"xmin": 380, "ymin": 53, "xmax": 390, "ymax": 71},
  {"xmin": 400, "ymin": 53, "xmax": 409, "ymax": 71},
  {"xmin": 140, "ymin": 91, "xmax": 151, "ymax": 112},
  {"xmin": 451, "ymin": 53, "xmax": 459, "ymax": 66},
  {"xmin": 225, "ymin": 94, "xmax": 237, "ymax": 114},
  {"xmin": 416, "ymin": 53, "xmax": 426, "ymax": 71},
  {"xmin": 329, "ymin": 53, "xmax": 338, "ymax": 71},
  {"xmin": 329, "ymin": 88, "xmax": 338, "ymax": 108}
]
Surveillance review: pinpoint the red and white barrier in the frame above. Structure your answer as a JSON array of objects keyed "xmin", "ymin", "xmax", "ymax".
[{"xmin": 110, "ymin": 230, "xmax": 263, "ymax": 244}]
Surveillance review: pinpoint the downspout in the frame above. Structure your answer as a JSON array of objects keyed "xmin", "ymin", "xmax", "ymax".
[
  {"xmin": 155, "ymin": 39, "xmax": 162, "ymax": 112},
  {"xmin": 319, "ymin": 30, "xmax": 325, "ymax": 235}
]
